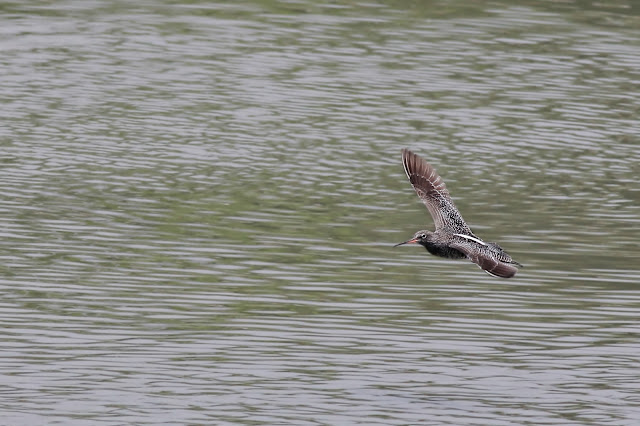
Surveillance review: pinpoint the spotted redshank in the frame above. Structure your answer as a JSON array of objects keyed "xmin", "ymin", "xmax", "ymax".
[{"xmin": 395, "ymin": 149, "xmax": 522, "ymax": 278}]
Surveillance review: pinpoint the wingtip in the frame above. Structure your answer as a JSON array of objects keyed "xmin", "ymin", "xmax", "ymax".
[
  {"xmin": 487, "ymin": 263, "xmax": 519, "ymax": 278},
  {"xmin": 474, "ymin": 256, "xmax": 520, "ymax": 278}
]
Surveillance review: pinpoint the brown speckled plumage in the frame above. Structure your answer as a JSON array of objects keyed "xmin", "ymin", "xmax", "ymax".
[{"xmin": 395, "ymin": 149, "xmax": 522, "ymax": 278}]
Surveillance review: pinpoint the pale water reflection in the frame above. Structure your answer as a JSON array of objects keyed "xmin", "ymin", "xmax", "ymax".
[{"xmin": 1, "ymin": 1, "xmax": 640, "ymax": 425}]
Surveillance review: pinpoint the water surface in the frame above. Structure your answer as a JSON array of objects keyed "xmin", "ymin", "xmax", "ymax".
[{"xmin": 2, "ymin": 1, "xmax": 640, "ymax": 424}]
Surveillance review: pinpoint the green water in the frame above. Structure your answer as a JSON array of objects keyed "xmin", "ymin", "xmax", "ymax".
[{"xmin": 2, "ymin": 1, "xmax": 639, "ymax": 424}]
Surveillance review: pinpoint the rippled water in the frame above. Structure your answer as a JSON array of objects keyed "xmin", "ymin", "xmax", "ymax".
[{"xmin": 2, "ymin": 1, "xmax": 640, "ymax": 424}]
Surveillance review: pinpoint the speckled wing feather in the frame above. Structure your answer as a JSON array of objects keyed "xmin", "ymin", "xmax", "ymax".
[
  {"xmin": 449, "ymin": 238, "xmax": 520, "ymax": 278},
  {"xmin": 401, "ymin": 149, "xmax": 471, "ymax": 233}
]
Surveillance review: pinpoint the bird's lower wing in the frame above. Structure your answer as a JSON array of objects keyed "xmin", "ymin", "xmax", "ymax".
[
  {"xmin": 450, "ymin": 242, "xmax": 519, "ymax": 278},
  {"xmin": 473, "ymin": 255, "xmax": 519, "ymax": 278}
]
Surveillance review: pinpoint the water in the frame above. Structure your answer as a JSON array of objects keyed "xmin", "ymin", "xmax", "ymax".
[{"xmin": 2, "ymin": 1, "xmax": 640, "ymax": 424}]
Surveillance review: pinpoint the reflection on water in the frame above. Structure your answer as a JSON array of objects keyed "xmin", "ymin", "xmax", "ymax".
[{"xmin": 1, "ymin": 1, "xmax": 640, "ymax": 424}]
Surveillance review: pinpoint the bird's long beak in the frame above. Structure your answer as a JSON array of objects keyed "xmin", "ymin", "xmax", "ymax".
[{"xmin": 394, "ymin": 237, "xmax": 419, "ymax": 247}]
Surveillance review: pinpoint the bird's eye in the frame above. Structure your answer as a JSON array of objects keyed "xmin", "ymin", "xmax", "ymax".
[{"xmin": 420, "ymin": 233, "xmax": 426, "ymax": 239}]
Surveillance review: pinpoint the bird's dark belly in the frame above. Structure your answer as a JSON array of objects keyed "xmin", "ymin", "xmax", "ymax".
[{"xmin": 424, "ymin": 243, "xmax": 466, "ymax": 259}]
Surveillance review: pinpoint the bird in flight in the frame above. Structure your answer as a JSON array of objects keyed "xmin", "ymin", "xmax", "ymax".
[{"xmin": 395, "ymin": 149, "xmax": 522, "ymax": 278}]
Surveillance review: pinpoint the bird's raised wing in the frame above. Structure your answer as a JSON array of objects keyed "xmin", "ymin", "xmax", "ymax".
[{"xmin": 401, "ymin": 149, "xmax": 471, "ymax": 233}]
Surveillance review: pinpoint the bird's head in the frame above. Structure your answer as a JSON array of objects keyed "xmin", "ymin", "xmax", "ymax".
[{"xmin": 394, "ymin": 230, "xmax": 432, "ymax": 247}]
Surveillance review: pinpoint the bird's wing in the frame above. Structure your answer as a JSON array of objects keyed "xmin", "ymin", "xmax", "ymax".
[
  {"xmin": 449, "ymin": 238, "xmax": 520, "ymax": 278},
  {"xmin": 401, "ymin": 149, "xmax": 471, "ymax": 233}
]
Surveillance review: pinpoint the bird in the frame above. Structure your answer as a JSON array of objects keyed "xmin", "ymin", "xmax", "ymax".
[{"xmin": 394, "ymin": 148, "xmax": 522, "ymax": 278}]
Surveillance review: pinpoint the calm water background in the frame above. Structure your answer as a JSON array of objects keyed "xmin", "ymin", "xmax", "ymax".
[{"xmin": 2, "ymin": 0, "xmax": 640, "ymax": 424}]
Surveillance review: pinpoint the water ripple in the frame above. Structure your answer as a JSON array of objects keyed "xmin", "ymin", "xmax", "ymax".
[{"xmin": 1, "ymin": 1, "xmax": 640, "ymax": 425}]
